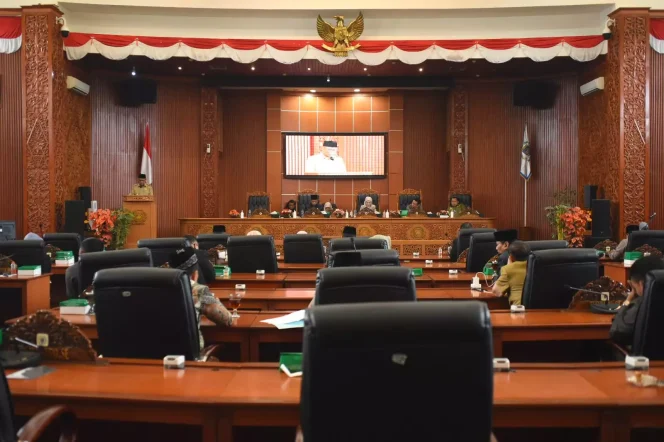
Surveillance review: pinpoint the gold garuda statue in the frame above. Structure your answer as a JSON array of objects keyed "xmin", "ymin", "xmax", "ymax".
[{"xmin": 316, "ymin": 12, "xmax": 364, "ymax": 57}]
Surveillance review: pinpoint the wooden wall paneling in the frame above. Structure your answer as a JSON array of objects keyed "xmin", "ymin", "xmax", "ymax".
[
  {"xmin": 467, "ymin": 77, "xmax": 579, "ymax": 239},
  {"xmin": 650, "ymin": 48, "xmax": 663, "ymax": 230},
  {"xmin": 0, "ymin": 50, "xmax": 23, "ymax": 234},
  {"xmin": 449, "ymin": 86, "xmax": 468, "ymax": 192},
  {"xmin": 388, "ymin": 92, "xmax": 403, "ymax": 210},
  {"xmin": 403, "ymin": 91, "xmax": 449, "ymax": 211},
  {"xmin": 266, "ymin": 92, "xmax": 282, "ymax": 212},
  {"xmin": 219, "ymin": 92, "xmax": 267, "ymax": 215},
  {"xmin": 91, "ymin": 76, "xmax": 201, "ymax": 237},
  {"xmin": 200, "ymin": 87, "xmax": 219, "ymax": 217}
]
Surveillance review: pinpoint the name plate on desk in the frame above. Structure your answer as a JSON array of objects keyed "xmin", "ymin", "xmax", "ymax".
[{"xmin": 123, "ymin": 195, "xmax": 154, "ymax": 202}]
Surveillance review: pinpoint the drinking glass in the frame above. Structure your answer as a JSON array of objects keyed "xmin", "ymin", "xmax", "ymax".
[{"xmin": 229, "ymin": 292, "xmax": 243, "ymax": 319}]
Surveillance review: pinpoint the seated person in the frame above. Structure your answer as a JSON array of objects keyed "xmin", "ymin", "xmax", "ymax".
[
  {"xmin": 407, "ymin": 197, "xmax": 425, "ymax": 215},
  {"xmin": 309, "ymin": 194, "xmax": 323, "ymax": 211},
  {"xmin": 284, "ymin": 200, "xmax": 297, "ymax": 212},
  {"xmin": 169, "ymin": 247, "xmax": 233, "ymax": 351},
  {"xmin": 445, "ymin": 196, "xmax": 468, "ymax": 217},
  {"xmin": 493, "ymin": 229, "xmax": 518, "ymax": 279},
  {"xmin": 609, "ymin": 255, "xmax": 664, "ymax": 347},
  {"xmin": 324, "ymin": 202, "xmax": 334, "ymax": 214},
  {"xmin": 609, "ymin": 223, "xmax": 646, "ymax": 260},
  {"xmin": 65, "ymin": 237, "xmax": 105, "ymax": 299},
  {"xmin": 184, "ymin": 235, "xmax": 216, "ymax": 285},
  {"xmin": 360, "ymin": 196, "xmax": 378, "ymax": 212},
  {"xmin": 492, "ymin": 241, "xmax": 530, "ymax": 305}
]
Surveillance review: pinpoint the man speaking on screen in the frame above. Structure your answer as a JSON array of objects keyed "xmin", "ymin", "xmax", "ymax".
[{"xmin": 305, "ymin": 139, "xmax": 347, "ymax": 175}]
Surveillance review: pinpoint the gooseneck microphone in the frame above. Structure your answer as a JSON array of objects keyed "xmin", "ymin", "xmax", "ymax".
[{"xmin": 564, "ymin": 285, "xmax": 603, "ymax": 295}]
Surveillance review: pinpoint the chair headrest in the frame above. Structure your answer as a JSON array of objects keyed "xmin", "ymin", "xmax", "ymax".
[
  {"xmin": 0, "ymin": 239, "xmax": 44, "ymax": 249},
  {"xmin": 458, "ymin": 228, "xmax": 495, "ymax": 239},
  {"xmin": 44, "ymin": 233, "xmax": 81, "ymax": 241},
  {"xmin": 227, "ymin": 235, "xmax": 274, "ymax": 246},
  {"xmin": 284, "ymin": 234, "xmax": 323, "ymax": 243},
  {"xmin": 317, "ymin": 267, "xmax": 412, "ymax": 291},
  {"xmin": 94, "ymin": 267, "xmax": 185, "ymax": 289},
  {"xmin": 469, "ymin": 232, "xmax": 496, "ymax": 244},
  {"xmin": 196, "ymin": 233, "xmax": 230, "ymax": 241},
  {"xmin": 330, "ymin": 238, "xmax": 387, "ymax": 251},
  {"xmin": 80, "ymin": 248, "xmax": 152, "ymax": 267},
  {"xmin": 529, "ymin": 248, "xmax": 598, "ymax": 266},
  {"xmin": 524, "ymin": 240, "xmax": 568, "ymax": 251},
  {"xmin": 137, "ymin": 237, "xmax": 191, "ymax": 249}
]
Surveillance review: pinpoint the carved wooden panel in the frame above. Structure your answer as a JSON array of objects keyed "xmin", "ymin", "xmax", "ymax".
[
  {"xmin": 620, "ymin": 15, "xmax": 648, "ymax": 229},
  {"xmin": 450, "ymin": 86, "xmax": 467, "ymax": 192},
  {"xmin": 201, "ymin": 87, "xmax": 219, "ymax": 217},
  {"xmin": 22, "ymin": 13, "xmax": 53, "ymax": 233}
]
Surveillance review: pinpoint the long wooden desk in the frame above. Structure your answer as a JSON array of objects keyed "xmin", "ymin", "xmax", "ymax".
[
  {"xmin": 209, "ymin": 274, "xmax": 287, "ymax": 289},
  {"xmin": 281, "ymin": 272, "xmax": 436, "ymax": 288},
  {"xmin": 16, "ymin": 309, "xmax": 612, "ymax": 362},
  {"xmin": 0, "ymin": 274, "xmax": 51, "ymax": 318},
  {"xmin": 8, "ymin": 360, "xmax": 664, "ymax": 442},
  {"xmin": 276, "ymin": 261, "xmax": 465, "ymax": 273}
]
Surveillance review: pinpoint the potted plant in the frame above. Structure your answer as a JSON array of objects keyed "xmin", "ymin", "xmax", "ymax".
[
  {"xmin": 280, "ymin": 209, "xmax": 292, "ymax": 218},
  {"xmin": 88, "ymin": 208, "xmax": 136, "ymax": 250},
  {"xmin": 110, "ymin": 208, "xmax": 135, "ymax": 250},
  {"xmin": 545, "ymin": 188, "xmax": 591, "ymax": 246},
  {"xmin": 560, "ymin": 207, "xmax": 592, "ymax": 247},
  {"xmin": 229, "ymin": 209, "xmax": 240, "ymax": 218}
]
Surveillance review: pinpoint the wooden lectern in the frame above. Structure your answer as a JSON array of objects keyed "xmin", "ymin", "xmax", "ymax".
[{"xmin": 123, "ymin": 195, "xmax": 157, "ymax": 248}]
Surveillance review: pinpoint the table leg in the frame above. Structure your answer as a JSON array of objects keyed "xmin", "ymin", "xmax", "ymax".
[
  {"xmin": 240, "ymin": 336, "xmax": 250, "ymax": 362},
  {"xmin": 202, "ymin": 412, "xmax": 219, "ymax": 442},
  {"xmin": 492, "ymin": 332, "xmax": 504, "ymax": 357},
  {"xmin": 23, "ymin": 276, "xmax": 51, "ymax": 315},
  {"xmin": 249, "ymin": 336, "xmax": 260, "ymax": 362},
  {"xmin": 599, "ymin": 411, "xmax": 630, "ymax": 442},
  {"xmin": 217, "ymin": 416, "xmax": 233, "ymax": 442}
]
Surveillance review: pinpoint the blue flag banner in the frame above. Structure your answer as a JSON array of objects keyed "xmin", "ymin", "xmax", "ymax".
[{"xmin": 520, "ymin": 126, "xmax": 531, "ymax": 180}]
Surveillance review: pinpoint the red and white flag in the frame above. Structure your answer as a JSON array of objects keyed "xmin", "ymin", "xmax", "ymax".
[{"xmin": 141, "ymin": 123, "xmax": 153, "ymax": 184}]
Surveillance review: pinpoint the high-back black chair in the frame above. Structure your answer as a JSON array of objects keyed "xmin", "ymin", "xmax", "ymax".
[
  {"xmin": 524, "ymin": 240, "xmax": 568, "ymax": 252},
  {"xmin": 137, "ymin": 237, "xmax": 191, "ymax": 267},
  {"xmin": 247, "ymin": 192, "xmax": 270, "ymax": 213},
  {"xmin": 0, "ymin": 240, "xmax": 50, "ymax": 273},
  {"xmin": 329, "ymin": 238, "xmax": 387, "ymax": 253},
  {"xmin": 301, "ymin": 301, "xmax": 493, "ymax": 442},
  {"xmin": 314, "ymin": 267, "xmax": 415, "ymax": 305},
  {"xmin": 1, "ymin": 367, "xmax": 77, "ymax": 442},
  {"xmin": 227, "ymin": 235, "xmax": 278, "ymax": 273},
  {"xmin": 79, "ymin": 248, "xmax": 153, "ymax": 294},
  {"xmin": 449, "ymin": 192, "xmax": 472, "ymax": 208},
  {"xmin": 627, "ymin": 230, "xmax": 664, "ymax": 252},
  {"xmin": 44, "ymin": 233, "xmax": 82, "ymax": 261},
  {"xmin": 94, "ymin": 268, "xmax": 200, "ymax": 361},
  {"xmin": 297, "ymin": 191, "xmax": 316, "ymax": 214},
  {"xmin": 284, "ymin": 234, "xmax": 325, "ymax": 264},
  {"xmin": 397, "ymin": 189, "xmax": 421, "ymax": 211},
  {"xmin": 522, "ymin": 249, "xmax": 599, "ymax": 309},
  {"xmin": 451, "ymin": 228, "xmax": 496, "ymax": 262},
  {"xmin": 356, "ymin": 189, "xmax": 379, "ymax": 211},
  {"xmin": 632, "ymin": 270, "xmax": 664, "ymax": 359},
  {"xmin": 328, "ymin": 249, "xmax": 400, "ymax": 268},
  {"xmin": 196, "ymin": 233, "xmax": 231, "ymax": 250},
  {"xmin": 466, "ymin": 232, "xmax": 497, "ymax": 272}
]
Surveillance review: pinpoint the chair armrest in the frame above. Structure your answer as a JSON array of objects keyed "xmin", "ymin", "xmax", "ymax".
[
  {"xmin": 201, "ymin": 344, "xmax": 224, "ymax": 362},
  {"xmin": 608, "ymin": 340, "xmax": 630, "ymax": 358},
  {"xmin": 17, "ymin": 405, "xmax": 76, "ymax": 442}
]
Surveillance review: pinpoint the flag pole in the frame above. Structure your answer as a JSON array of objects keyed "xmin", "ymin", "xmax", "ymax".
[{"xmin": 524, "ymin": 179, "xmax": 527, "ymax": 227}]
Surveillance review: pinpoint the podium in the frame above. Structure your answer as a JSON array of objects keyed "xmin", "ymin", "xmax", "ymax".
[{"xmin": 123, "ymin": 195, "xmax": 157, "ymax": 248}]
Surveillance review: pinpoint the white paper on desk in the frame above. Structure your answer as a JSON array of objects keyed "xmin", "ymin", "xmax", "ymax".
[{"xmin": 261, "ymin": 310, "xmax": 305, "ymax": 329}]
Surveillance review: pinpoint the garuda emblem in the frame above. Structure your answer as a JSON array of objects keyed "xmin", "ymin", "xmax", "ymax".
[{"xmin": 316, "ymin": 12, "xmax": 364, "ymax": 57}]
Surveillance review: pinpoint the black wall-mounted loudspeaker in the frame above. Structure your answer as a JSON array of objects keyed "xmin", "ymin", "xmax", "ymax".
[
  {"xmin": 513, "ymin": 81, "xmax": 559, "ymax": 109},
  {"xmin": 64, "ymin": 200, "xmax": 87, "ymax": 236},
  {"xmin": 79, "ymin": 186, "xmax": 92, "ymax": 210},
  {"xmin": 583, "ymin": 185, "xmax": 598, "ymax": 209},
  {"xmin": 115, "ymin": 78, "xmax": 158, "ymax": 107},
  {"xmin": 591, "ymin": 199, "xmax": 611, "ymax": 238}
]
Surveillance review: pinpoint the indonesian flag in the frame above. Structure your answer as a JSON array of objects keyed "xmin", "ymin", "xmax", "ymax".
[
  {"xmin": 520, "ymin": 125, "xmax": 532, "ymax": 180},
  {"xmin": 141, "ymin": 123, "xmax": 153, "ymax": 184}
]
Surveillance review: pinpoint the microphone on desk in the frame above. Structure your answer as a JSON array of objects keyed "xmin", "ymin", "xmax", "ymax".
[
  {"xmin": 565, "ymin": 285, "xmax": 621, "ymax": 314},
  {"xmin": 564, "ymin": 285, "xmax": 603, "ymax": 296}
]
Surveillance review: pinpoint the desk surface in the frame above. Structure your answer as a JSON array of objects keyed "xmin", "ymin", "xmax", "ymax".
[
  {"xmin": 0, "ymin": 274, "xmax": 51, "ymax": 283},
  {"xmin": 213, "ymin": 273, "xmax": 287, "ymax": 282}
]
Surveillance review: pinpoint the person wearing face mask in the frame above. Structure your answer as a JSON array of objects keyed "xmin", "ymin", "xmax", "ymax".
[{"xmin": 305, "ymin": 140, "xmax": 347, "ymax": 175}]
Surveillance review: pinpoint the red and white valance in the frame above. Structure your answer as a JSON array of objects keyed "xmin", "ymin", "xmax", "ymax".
[
  {"xmin": 64, "ymin": 33, "xmax": 607, "ymax": 65},
  {"xmin": 652, "ymin": 19, "xmax": 664, "ymax": 54},
  {"xmin": 0, "ymin": 17, "xmax": 21, "ymax": 54}
]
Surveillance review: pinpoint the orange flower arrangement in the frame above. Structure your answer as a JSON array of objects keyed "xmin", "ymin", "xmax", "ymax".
[
  {"xmin": 88, "ymin": 209, "xmax": 116, "ymax": 247},
  {"xmin": 560, "ymin": 207, "xmax": 592, "ymax": 248},
  {"xmin": 229, "ymin": 209, "xmax": 240, "ymax": 218}
]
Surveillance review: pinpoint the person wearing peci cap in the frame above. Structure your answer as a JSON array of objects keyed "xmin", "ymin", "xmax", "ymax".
[
  {"xmin": 169, "ymin": 247, "xmax": 233, "ymax": 351},
  {"xmin": 493, "ymin": 229, "xmax": 518, "ymax": 278},
  {"xmin": 308, "ymin": 194, "xmax": 324, "ymax": 211},
  {"xmin": 130, "ymin": 173, "xmax": 154, "ymax": 196},
  {"xmin": 304, "ymin": 139, "xmax": 348, "ymax": 175}
]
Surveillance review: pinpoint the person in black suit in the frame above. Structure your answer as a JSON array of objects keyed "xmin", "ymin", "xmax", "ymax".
[
  {"xmin": 65, "ymin": 237, "xmax": 104, "ymax": 299},
  {"xmin": 184, "ymin": 235, "xmax": 216, "ymax": 285}
]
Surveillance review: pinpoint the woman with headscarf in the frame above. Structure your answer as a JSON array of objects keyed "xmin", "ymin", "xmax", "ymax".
[{"xmin": 360, "ymin": 196, "xmax": 377, "ymax": 212}]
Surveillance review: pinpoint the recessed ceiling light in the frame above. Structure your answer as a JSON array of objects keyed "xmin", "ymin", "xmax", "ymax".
[
  {"xmin": 310, "ymin": 89, "xmax": 316, "ymax": 93},
  {"xmin": 201, "ymin": 72, "xmax": 206, "ymax": 76},
  {"xmin": 363, "ymin": 67, "xmax": 367, "ymax": 71},
  {"xmin": 354, "ymin": 88, "xmax": 361, "ymax": 93},
  {"xmin": 307, "ymin": 67, "xmax": 311, "ymax": 71},
  {"xmin": 476, "ymin": 74, "xmax": 480, "ymax": 77},
  {"xmin": 178, "ymin": 66, "xmax": 182, "ymax": 70},
  {"xmin": 327, "ymin": 75, "xmax": 331, "ymax": 82},
  {"xmin": 131, "ymin": 67, "xmax": 136, "ymax": 76},
  {"xmin": 251, "ymin": 66, "xmax": 256, "ymax": 71},
  {"xmin": 419, "ymin": 67, "xmax": 423, "ymax": 72}
]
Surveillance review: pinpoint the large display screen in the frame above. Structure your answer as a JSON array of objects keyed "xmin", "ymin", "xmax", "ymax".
[{"xmin": 283, "ymin": 133, "xmax": 386, "ymax": 178}]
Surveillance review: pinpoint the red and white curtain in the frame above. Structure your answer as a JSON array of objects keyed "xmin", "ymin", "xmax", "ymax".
[
  {"xmin": 0, "ymin": 17, "xmax": 21, "ymax": 54},
  {"xmin": 652, "ymin": 19, "xmax": 664, "ymax": 55},
  {"xmin": 63, "ymin": 33, "xmax": 609, "ymax": 64}
]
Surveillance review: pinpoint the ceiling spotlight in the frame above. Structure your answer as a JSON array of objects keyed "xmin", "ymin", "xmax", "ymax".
[
  {"xmin": 354, "ymin": 88, "xmax": 361, "ymax": 93},
  {"xmin": 327, "ymin": 75, "xmax": 331, "ymax": 82},
  {"xmin": 201, "ymin": 72, "xmax": 206, "ymax": 76},
  {"xmin": 251, "ymin": 66, "xmax": 256, "ymax": 71},
  {"xmin": 307, "ymin": 67, "xmax": 311, "ymax": 71},
  {"xmin": 419, "ymin": 67, "xmax": 423, "ymax": 72},
  {"xmin": 131, "ymin": 67, "xmax": 136, "ymax": 76},
  {"xmin": 178, "ymin": 66, "xmax": 182, "ymax": 71},
  {"xmin": 363, "ymin": 67, "xmax": 367, "ymax": 71}
]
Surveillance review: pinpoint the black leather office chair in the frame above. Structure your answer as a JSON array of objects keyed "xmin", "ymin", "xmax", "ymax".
[
  {"xmin": 301, "ymin": 301, "xmax": 493, "ymax": 442},
  {"xmin": 1, "ymin": 367, "xmax": 77, "ymax": 442},
  {"xmin": 328, "ymin": 249, "xmax": 400, "ymax": 268},
  {"xmin": 0, "ymin": 240, "xmax": 50, "ymax": 273},
  {"xmin": 632, "ymin": 270, "xmax": 664, "ymax": 360},
  {"xmin": 522, "ymin": 249, "xmax": 599, "ymax": 309},
  {"xmin": 524, "ymin": 240, "xmax": 568, "ymax": 252},
  {"xmin": 627, "ymin": 230, "xmax": 664, "ymax": 252},
  {"xmin": 449, "ymin": 192, "xmax": 472, "ymax": 209},
  {"xmin": 227, "ymin": 235, "xmax": 278, "ymax": 273},
  {"xmin": 314, "ymin": 267, "xmax": 415, "ymax": 305},
  {"xmin": 284, "ymin": 234, "xmax": 325, "ymax": 264},
  {"xmin": 44, "ymin": 233, "xmax": 82, "ymax": 261},
  {"xmin": 137, "ymin": 237, "xmax": 191, "ymax": 267},
  {"xmin": 356, "ymin": 190, "xmax": 379, "ymax": 211},
  {"xmin": 94, "ymin": 268, "xmax": 200, "ymax": 360},
  {"xmin": 466, "ymin": 232, "xmax": 497, "ymax": 273},
  {"xmin": 196, "ymin": 233, "xmax": 231, "ymax": 250},
  {"xmin": 247, "ymin": 192, "xmax": 270, "ymax": 213},
  {"xmin": 329, "ymin": 238, "xmax": 388, "ymax": 253},
  {"xmin": 79, "ymin": 248, "xmax": 153, "ymax": 294},
  {"xmin": 397, "ymin": 190, "xmax": 421, "ymax": 211},
  {"xmin": 450, "ymin": 228, "xmax": 496, "ymax": 262}
]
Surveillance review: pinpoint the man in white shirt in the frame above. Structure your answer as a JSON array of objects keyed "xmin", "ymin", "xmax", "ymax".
[{"xmin": 305, "ymin": 140, "xmax": 347, "ymax": 175}]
